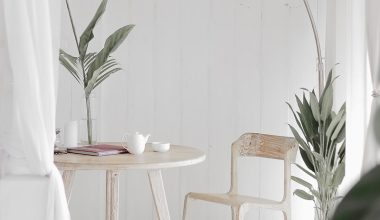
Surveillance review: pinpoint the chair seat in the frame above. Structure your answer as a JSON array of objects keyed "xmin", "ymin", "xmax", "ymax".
[{"xmin": 188, "ymin": 192, "xmax": 285, "ymax": 209}]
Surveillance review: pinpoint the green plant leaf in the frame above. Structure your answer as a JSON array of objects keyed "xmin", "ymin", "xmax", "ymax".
[
  {"xmin": 297, "ymin": 111, "xmax": 319, "ymax": 152},
  {"xmin": 84, "ymin": 52, "xmax": 97, "ymax": 70},
  {"xmin": 86, "ymin": 24, "xmax": 134, "ymax": 84},
  {"xmin": 286, "ymin": 102, "xmax": 307, "ymax": 141},
  {"xmin": 320, "ymin": 69, "xmax": 333, "ymax": 103},
  {"xmin": 335, "ymin": 124, "xmax": 346, "ymax": 144},
  {"xmin": 331, "ymin": 114, "xmax": 346, "ymax": 141},
  {"xmin": 98, "ymin": 58, "xmax": 118, "ymax": 72},
  {"xmin": 291, "ymin": 176, "xmax": 313, "ymax": 189},
  {"xmin": 321, "ymin": 85, "xmax": 333, "ymax": 121},
  {"xmin": 303, "ymin": 93, "xmax": 319, "ymax": 134},
  {"xmin": 332, "ymin": 162, "xmax": 345, "ymax": 188},
  {"xmin": 85, "ymin": 58, "xmax": 122, "ymax": 93},
  {"xmin": 326, "ymin": 109, "xmax": 344, "ymax": 139},
  {"xmin": 338, "ymin": 141, "xmax": 345, "ymax": 163},
  {"xmin": 309, "ymin": 92, "xmax": 320, "ymax": 122},
  {"xmin": 295, "ymin": 163, "xmax": 316, "ymax": 179},
  {"xmin": 299, "ymin": 149, "xmax": 315, "ymax": 172},
  {"xmin": 293, "ymin": 189, "xmax": 314, "ymax": 201},
  {"xmin": 312, "ymin": 151, "xmax": 323, "ymax": 162},
  {"xmin": 85, "ymin": 68, "xmax": 101, "ymax": 96},
  {"xmin": 78, "ymin": 0, "xmax": 108, "ymax": 59},
  {"xmin": 93, "ymin": 67, "xmax": 122, "ymax": 89},
  {"xmin": 296, "ymin": 94, "xmax": 319, "ymax": 149},
  {"xmin": 288, "ymin": 125, "xmax": 308, "ymax": 150},
  {"xmin": 60, "ymin": 49, "xmax": 78, "ymax": 63},
  {"xmin": 310, "ymin": 189, "xmax": 321, "ymax": 202},
  {"xmin": 59, "ymin": 49, "xmax": 81, "ymax": 84},
  {"xmin": 103, "ymin": 25, "xmax": 134, "ymax": 54},
  {"xmin": 289, "ymin": 124, "xmax": 315, "ymax": 172}
]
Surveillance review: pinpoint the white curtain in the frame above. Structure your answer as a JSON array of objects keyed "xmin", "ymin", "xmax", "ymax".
[
  {"xmin": 363, "ymin": 0, "xmax": 380, "ymax": 174},
  {"xmin": 342, "ymin": 0, "xmax": 368, "ymax": 191},
  {"xmin": 0, "ymin": 0, "xmax": 70, "ymax": 219}
]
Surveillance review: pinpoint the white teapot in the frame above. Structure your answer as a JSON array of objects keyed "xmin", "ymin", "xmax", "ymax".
[{"xmin": 122, "ymin": 132, "xmax": 150, "ymax": 155}]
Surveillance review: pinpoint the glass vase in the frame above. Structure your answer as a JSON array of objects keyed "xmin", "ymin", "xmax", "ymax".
[
  {"xmin": 314, "ymin": 193, "xmax": 336, "ymax": 220},
  {"xmin": 80, "ymin": 94, "xmax": 97, "ymax": 145}
]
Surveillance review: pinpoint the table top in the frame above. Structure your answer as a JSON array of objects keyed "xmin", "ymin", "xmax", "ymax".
[{"xmin": 54, "ymin": 143, "xmax": 206, "ymax": 170}]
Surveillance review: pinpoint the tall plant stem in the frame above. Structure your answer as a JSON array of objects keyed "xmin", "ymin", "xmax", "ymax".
[
  {"xmin": 85, "ymin": 95, "xmax": 93, "ymax": 144},
  {"xmin": 302, "ymin": 0, "xmax": 325, "ymax": 97},
  {"xmin": 65, "ymin": 0, "xmax": 87, "ymax": 84}
]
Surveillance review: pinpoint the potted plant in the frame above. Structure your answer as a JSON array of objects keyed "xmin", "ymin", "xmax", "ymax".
[
  {"xmin": 288, "ymin": 71, "xmax": 346, "ymax": 220},
  {"xmin": 59, "ymin": 0, "xmax": 134, "ymax": 144}
]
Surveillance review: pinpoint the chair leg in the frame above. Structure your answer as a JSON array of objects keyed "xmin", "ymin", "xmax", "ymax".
[
  {"xmin": 182, "ymin": 193, "xmax": 192, "ymax": 220},
  {"xmin": 231, "ymin": 206, "xmax": 245, "ymax": 220}
]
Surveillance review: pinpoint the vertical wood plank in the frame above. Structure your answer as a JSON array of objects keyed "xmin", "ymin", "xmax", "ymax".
[
  {"xmin": 234, "ymin": 0, "xmax": 262, "ymax": 218},
  {"xmin": 208, "ymin": 0, "xmax": 237, "ymax": 219},
  {"xmin": 288, "ymin": 2, "xmax": 320, "ymax": 220},
  {"xmin": 152, "ymin": 0, "xmax": 182, "ymax": 219},
  {"xmin": 178, "ymin": 0, "xmax": 210, "ymax": 218},
  {"xmin": 98, "ymin": 0, "xmax": 131, "ymax": 141},
  {"xmin": 260, "ymin": 0, "xmax": 290, "ymax": 219},
  {"xmin": 122, "ymin": 0, "xmax": 156, "ymax": 219}
]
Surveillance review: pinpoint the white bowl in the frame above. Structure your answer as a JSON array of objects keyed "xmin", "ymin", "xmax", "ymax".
[{"xmin": 151, "ymin": 142, "xmax": 170, "ymax": 153}]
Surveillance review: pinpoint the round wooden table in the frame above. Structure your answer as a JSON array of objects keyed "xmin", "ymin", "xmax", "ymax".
[{"xmin": 54, "ymin": 144, "xmax": 206, "ymax": 220}]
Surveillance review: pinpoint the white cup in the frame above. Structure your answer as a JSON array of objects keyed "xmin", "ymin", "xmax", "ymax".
[
  {"xmin": 64, "ymin": 121, "xmax": 78, "ymax": 148},
  {"xmin": 151, "ymin": 142, "xmax": 170, "ymax": 153}
]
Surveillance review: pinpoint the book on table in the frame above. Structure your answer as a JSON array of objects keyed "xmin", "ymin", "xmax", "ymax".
[{"xmin": 67, "ymin": 144, "xmax": 128, "ymax": 156}]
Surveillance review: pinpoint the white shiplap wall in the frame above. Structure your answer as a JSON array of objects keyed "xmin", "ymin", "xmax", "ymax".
[{"xmin": 57, "ymin": 0, "xmax": 325, "ymax": 219}]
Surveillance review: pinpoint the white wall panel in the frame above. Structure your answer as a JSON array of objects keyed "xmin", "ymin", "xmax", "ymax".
[
  {"xmin": 178, "ymin": 0, "xmax": 211, "ymax": 219},
  {"xmin": 287, "ymin": 2, "xmax": 319, "ymax": 220},
  {"xmin": 259, "ymin": 1, "xmax": 291, "ymax": 219},
  {"xmin": 56, "ymin": 0, "xmax": 325, "ymax": 219},
  {"xmin": 207, "ymin": 0, "xmax": 237, "ymax": 218},
  {"xmin": 235, "ymin": 0, "xmax": 262, "ymax": 219},
  {"xmin": 152, "ymin": 0, "xmax": 182, "ymax": 219}
]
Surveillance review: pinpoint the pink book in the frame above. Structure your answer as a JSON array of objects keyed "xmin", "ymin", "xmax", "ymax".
[{"xmin": 67, "ymin": 144, "xmax": 128, "ymax": 156}]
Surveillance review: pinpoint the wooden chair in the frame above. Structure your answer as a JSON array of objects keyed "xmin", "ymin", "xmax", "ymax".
[{"xmin": 182, "ymin": 133, "xmax": 298, "ymax": 220}]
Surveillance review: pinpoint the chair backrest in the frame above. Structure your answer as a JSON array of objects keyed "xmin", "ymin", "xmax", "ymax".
[{"xmin": 229, "ymin": 133, "xmax": 298, "ymax": 200}]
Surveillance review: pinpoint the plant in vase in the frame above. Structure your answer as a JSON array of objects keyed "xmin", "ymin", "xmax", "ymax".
[
  {"xmin": 287, "ymin": 71, "xmax": 346, "ymax": 220},
  {"xmin": 59, "ymin": 0, "xmax": 134, "ymax": 144}
]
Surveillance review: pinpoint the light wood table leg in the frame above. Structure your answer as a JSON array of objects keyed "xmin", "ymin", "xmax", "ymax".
[
  {"xmin": 148, "ymin": 169, "xmax": 171, "ymax": 220},
  {"xmin": 106, "ymin": 170, "xmax": 119, "ymax": 220},
  {"xmin": 62, "ymin": 170, "xmax": 76, "ymax": 203}
]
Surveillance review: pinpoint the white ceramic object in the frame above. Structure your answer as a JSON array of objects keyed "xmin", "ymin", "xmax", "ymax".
[
  {"xmin": 152, "ymin": 142, "xmax": 170, "ymax": 153},
  {"xmin": 64, "ymin": 121, "xmax": 78, "ymax": 147},
  {"xmin": 122, "ymin": 132, "xmax": 150, "ymax": 155}
]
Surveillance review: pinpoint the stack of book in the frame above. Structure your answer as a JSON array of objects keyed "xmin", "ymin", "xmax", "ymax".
[{"xmin": 67, "ymin": 144, "xmax": 128, "ymax": 156}]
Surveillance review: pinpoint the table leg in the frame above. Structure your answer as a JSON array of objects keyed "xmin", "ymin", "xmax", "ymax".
[
  {"xmin": 62, "ymin": 170, "xmax": 76, "ymax": 203},
  {"xmin": 106, "ymin": 170, "xmax": 119, "ymax": 220},
  {"xmin": 148, "ymin": 169, "xmax": 171, "ymax": 220}
]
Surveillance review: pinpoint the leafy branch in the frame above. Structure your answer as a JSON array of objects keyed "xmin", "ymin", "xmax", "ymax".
[{"xmin": 60, "ymin": 0, "xmax": 134, "ymax": 144}]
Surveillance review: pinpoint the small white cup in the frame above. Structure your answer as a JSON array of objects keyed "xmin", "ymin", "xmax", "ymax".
[
  {"xmin": 151, "ymin": 142, "xmax": 170, "ymax": 153},
  {"xmin": 64, "ymin": 121, "xmax": 78, "ymax": 148}
]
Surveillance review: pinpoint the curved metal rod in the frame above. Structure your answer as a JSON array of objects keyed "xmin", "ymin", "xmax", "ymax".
[{"xmin": 302, "ymin": 0, "xmax": 325, "ymax": 96}]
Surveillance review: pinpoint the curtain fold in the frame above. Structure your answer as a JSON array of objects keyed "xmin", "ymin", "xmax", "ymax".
[
  {"xmin": 363, "ymin": 0, "xmax": 380, "ymax": 173},
  {"xmin": 0, "ymin": 0, "xmax": 70, "ymax": 219}
]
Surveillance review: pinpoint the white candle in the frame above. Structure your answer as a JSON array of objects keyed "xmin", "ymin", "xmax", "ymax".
[{"xmin": 64, "ymin": 121, "xmax": 78, "ymax": 148}]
